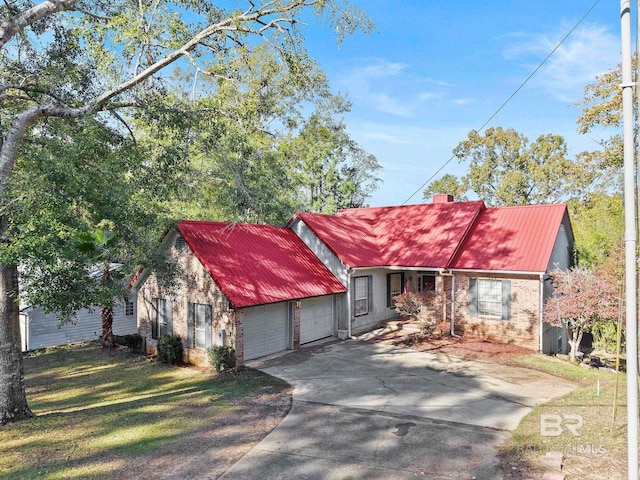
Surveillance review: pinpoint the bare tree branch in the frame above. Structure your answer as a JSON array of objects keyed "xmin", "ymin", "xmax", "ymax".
[
  {"xmin": 0, "ymin": 194, "xmax": 26, "ymax": 215},
  {"xmin": 109, "ymin": 110, "xmax": 137, "ymax": 145},
  {"xmin": 75, "ymin": 8, "xmax": 110, "ymax": 21},
  {"xmin": 0, "ymin": 0, "xmax": 326, "ymax": 189},
  {"xmin": 0, "ymin": 0, "xmax": 80, "ymax": 49}
]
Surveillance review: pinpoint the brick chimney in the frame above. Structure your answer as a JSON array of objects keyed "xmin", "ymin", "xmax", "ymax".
[{"xmin": 432, "ymin": 194, "xmax": 454, "ymax": 203}]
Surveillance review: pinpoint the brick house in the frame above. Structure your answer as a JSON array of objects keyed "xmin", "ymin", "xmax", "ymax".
[
  {"xmin": 287, "ymin": 195, "xmax": 573, "ymax": 354},
  {"xmin": 447, "ymin": 202, "xmax": 573, "ymax": 353},
  {"xmin": 135, "ymin": 196, "xmax": 573, "ymax": 366},
  {"xmin": 134, "ymin": 221, "xmax": 346, "ymax": 365}
]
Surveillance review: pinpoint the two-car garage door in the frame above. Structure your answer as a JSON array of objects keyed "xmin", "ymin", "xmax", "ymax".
[{"xmin": 243, "ymin": 296, "xmax": 336, "ymax": 361}]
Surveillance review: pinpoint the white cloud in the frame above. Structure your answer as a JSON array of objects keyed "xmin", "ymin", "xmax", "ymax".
[
  {"xmin": 425, "ymin": 78, "xmax": 455, "ymax": 88},
  {"xmin": 348, "ymin": 122, "xmax": 472, "ymax": 160},
  {"xmin": 338, "ymin": 58, "xmax": 451, "ymax": 117},
  {"xmin": 369, "ymin": 92, "xmax": 415, "ymax": 117},
  {"xmin": 504, "ymin": 22, "xmax": 618, "ymax": 102},
  {"xmin": 418, "ymin": 92, "xmax": 443, "ymax": 102},
  {"xmin": 355, "ymin": 130, "xmax": 413, "ymax": 145},
  {"xmin": 358, "ymin": 60, "xmax": 407, "ymax": 78}
]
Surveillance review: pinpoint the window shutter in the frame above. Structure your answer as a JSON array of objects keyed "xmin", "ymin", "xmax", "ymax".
[
  {"xmin": 205, "ymin": 305, "xmax": 213, "ymax": 349},
  {"xmin": 166, "ymin": 299, "xmax": 173, "ymax": 335},
  {"xmin": 151, "ymin": 300, "xmax": 158, "ymax": 339},
  {"xmin": 386, "ymin": 274, "xmax": 392, "ymax": 308},
  {"xmin": 351, "ymin": 277, "xmax": 356, "ymax": 317},
  {"xmin": 469, "ymin": 278, "xmax": 478, "ymax": 317},
  {"xmin": 368, "ymin": 275, "xmax": 373, "ymax": 314},
  {"xmin": 187, "ymin": 303, "xmax": 194, "ymax": 348},
  {"xmin": 501, "ymin": 280, "xmax": 511, "ymax": 320}
]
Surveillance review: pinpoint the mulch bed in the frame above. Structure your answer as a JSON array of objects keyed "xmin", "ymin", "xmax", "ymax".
[{"xmin": 366, "ymin": 318, "xmax": 536, "ymax": 362}]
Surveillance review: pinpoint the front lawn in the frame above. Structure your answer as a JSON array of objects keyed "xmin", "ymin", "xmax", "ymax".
[
  {"xmin": 500, "ymin": 354, "xmax": 628, "ymax": 479},
  {"xmin": 0, "ymin": 343, "xmax": 291, "ymax": 480}
]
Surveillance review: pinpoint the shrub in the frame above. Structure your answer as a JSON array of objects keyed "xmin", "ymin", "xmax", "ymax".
[
  {"xmin": 124, "ymin": 333, "xmax": 144, "ymax": 354},
  {"xmin": 393, "ymin": 291, "xmax": 444, "ymax": 338},
  {"xmin": 208, "ymin": 346, "xmax": 236, "ymax": 372},
  {"xmin": 592, "ymin": 320, "xmax": 623, "ymax": 354},
  {"xmin": 393, "ymin": 292, "xmax": 426, "ymax": 318},
  {"xmin": 157, "ymin": 335, "xmax": 183, "ymax": 364}
]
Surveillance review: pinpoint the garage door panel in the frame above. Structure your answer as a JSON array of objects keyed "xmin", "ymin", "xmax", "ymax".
[
  {"xmin": 300, "ymin": 296, "xmax": 334, "ymax": 344},
  {"xmin": 243, "ymin": 303, "xmax": 289, "ymax": 360}
]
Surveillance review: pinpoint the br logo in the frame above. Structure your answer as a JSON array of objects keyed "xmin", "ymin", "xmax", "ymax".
[{"xmin": 540, "ymin": 414, "xmax": 584, "ymax": 437}]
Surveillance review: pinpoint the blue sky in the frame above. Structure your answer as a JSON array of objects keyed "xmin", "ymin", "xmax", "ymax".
[{"xmin": 300, "ymin": 0, "xmax": 623, "ymax": 206}]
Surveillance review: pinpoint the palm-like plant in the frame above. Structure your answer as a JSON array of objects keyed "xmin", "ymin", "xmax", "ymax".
[{"xmin": 75, "ymin": 229, "xmax": 123, "ymax": 348}]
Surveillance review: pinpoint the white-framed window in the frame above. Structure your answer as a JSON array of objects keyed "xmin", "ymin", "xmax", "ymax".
[
  {"xmin": 417, "ymin": 274, "xmax": 436, "ymax": 293},
  {"xmin": 188, "ymin": 302, "xmax": 212, "ymax": 349},
  {"xmin": 125, "ymin": 300, "xmax": 135, "ymax": 317},
  {"xmin": 195, "ymin": 304, "xmax": 210, "ymax": 349},
  {"xmin": 469, "ymin": 278, "xmax": 511, "ymax": 320},
  {"xmin": 152, "ymin": 297, "xmax": 172, "ymax": 339},
  {"xmin": 477, "ymin": 279, "xmax": 502, "ymax": 317},
  {"xmin": 354, "ymin": 276, "xmax": 369, "ymax": 316},
  {"xmin": 387, "ymin": 272, "xmax": 404, "ymax": 308}
]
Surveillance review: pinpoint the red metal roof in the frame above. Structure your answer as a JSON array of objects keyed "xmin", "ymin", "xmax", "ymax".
[
  {"xmin": 293, "ymin": 212, "xmax": 383, "ymax": 267},
  {"xmin": 449, "ymin": 204, "xmax": 569, "ymax": 273},
  {"xmin": 177, "ymin": 221, "xmax": 346, "ymax": 308},
  {"xmin": 295, "ymin": 201, "xmax": 486, "ymax": 269}
]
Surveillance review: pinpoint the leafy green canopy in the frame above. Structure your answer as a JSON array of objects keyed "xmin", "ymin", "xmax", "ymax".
[
  {"xmin": 134, "ymin": 45, "xmax": 381, "ymax": 223},
  {"xmin": 426, "ymin": 127, "xmax": 574, "ymax": 207},
  {"xmin": 4, "ymin": 117, "xmax": 173, "ymax": 321},
  {"xmin": 280, "ymin": 104, "xmax": 381, "ymax": 215},
  {"xmin": 0, "ymin": 0, "xmax": 376, "ymax": 426},
  {"xmin": 0, "ymin": 1, "xmax": 376, "ymax": 317},
  {"xmin": 0, "ymin": 1, "xmax": 373, "ymax": 175},
  {"xmin": 420, "ymin": 60, "xmax": 629, "ymax": 268}
]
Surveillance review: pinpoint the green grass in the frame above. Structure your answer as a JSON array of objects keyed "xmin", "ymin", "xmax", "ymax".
[
  {"xmin": 0, "ymin": 343, "xmax": 289, "ymax": 480},
  {"xmin": 500, "ymin": 354, "xmax": 628, "ymax": 479}
]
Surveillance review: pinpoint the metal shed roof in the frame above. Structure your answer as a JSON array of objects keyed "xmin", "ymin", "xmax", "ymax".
[
  {"xmin": 177, "ymin": 221, "xmax": 346, "ymax": 308},
  {"xmin": 449, "ymin": 204, "xmax": 569, "ymax": 273}
]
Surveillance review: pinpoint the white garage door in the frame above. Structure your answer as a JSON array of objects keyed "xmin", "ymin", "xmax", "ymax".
[
  {"xmin": 243, "ymin": 303, "xmax": 290, "ymax": 360},
  {"xmin": 300, "ymin": 296, "xmax": 334, "ymax": 344}
]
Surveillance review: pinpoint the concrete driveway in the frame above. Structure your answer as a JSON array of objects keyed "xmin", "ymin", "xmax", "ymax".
[{"xmin": 221, "ymin": 341, "xmax": 576, "ymax": 479}]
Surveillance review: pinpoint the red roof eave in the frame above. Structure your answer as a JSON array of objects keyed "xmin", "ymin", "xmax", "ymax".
[{"xmin": 177, "ymin": 221, "xmax": 346, "ymax": 308}]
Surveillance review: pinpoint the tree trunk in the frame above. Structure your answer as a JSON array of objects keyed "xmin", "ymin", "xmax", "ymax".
[
  {"xmin": 101, "ymin": 305, "xmax": 114, "ymax": 348},
  {"xmin": 100, "ymin": 263, "xmax": 114, "ymax": 348},
  {"xmin": 575, "ymin": 329, "xmax": 584, "ymax": 359},
  {"xmin": 568, "ymin": 327, "xmax": 584, "ymax": 361},
  {"xmin": 0, "ymin": 262, "xmax": 33, "ymax": 424}
]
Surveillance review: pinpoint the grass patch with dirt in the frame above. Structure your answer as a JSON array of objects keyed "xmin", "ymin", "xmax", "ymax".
[
  {"xmin": 0, "ymin": 343, "xmax": 291, "ymax": 480},
  {"xmin": 500, "ymin": 354, "xmax": 628, "ymax": 480}
]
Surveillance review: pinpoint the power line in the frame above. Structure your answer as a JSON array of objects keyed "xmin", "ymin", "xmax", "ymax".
[{"xmin": 401, "ymin": 0, "xmax": 602, "ymax": 205}]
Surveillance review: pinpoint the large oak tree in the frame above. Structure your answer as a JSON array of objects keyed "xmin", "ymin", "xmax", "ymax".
[
  {"xmin": 0, "ymin": 0, "xmax": 372, "ymax": 424},
  {"xmin": 448, "ymin": 127, "xmax": 573, "ymax": 207}
]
